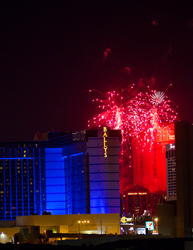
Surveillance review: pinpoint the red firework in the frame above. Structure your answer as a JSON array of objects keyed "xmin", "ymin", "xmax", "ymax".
[
  {"xmin": 88, "ymin": 84, "xmax": 178, "ymax": 146},
  {"xmin": 88, "ymin": 84, "xmax": 135, "ymax": 141},
  {"xmin": 129, "ymin": 86, "xmax": 178, "ymax": 150}
]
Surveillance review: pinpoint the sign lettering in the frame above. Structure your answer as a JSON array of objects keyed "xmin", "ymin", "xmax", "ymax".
[{"xmin": 103, "ymin": 127, "xmax": 108, "ymax": 158}]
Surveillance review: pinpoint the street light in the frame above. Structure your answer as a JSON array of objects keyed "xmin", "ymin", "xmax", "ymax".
[
  {"xmin": 0, "ymin": 232, "xmax": 5, "ymax": 243},
  {"xmin": 78, "ymin": 220, "xmax": 90, "ymax": 233}
]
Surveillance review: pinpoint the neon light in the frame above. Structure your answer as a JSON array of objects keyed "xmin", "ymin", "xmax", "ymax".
[{"xmin": 103, "ymin": 127, "xmax": 108, "ymax": 158}]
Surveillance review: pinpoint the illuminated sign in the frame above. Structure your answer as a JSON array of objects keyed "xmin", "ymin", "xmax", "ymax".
[
  {"xmin": 169, "ymin": 143, "xmax": 175, "ymax": 150},
  {"xmin": 128, "ymin": 192, "xmax": 147, "ymax": 195},
  {"xmin": 120, "ymin": 216, "xmax": 133, "ymax": 224},
  {"xmin": 169, "ymin": 135, "xmax": 175, "ymax": 140},
  {"xmin": 137, "ymin": 228, "xmax": 146, "ymax": 235},
  {"xmin": 145, "ymin": 221, "xmax": 154, "ymax": 231},
  {"xmin": 103, "ymin": 127, "xmax": 108, "ymax": 158}
]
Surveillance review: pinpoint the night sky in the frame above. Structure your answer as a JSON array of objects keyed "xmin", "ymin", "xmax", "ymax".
[{"xmin": 0, "ymin": 1, "xmax": 193, "ymax": 141}]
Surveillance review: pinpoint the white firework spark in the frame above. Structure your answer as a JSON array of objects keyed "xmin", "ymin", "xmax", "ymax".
[{"xmin": 151, "ymin": 91, "xmax": 165, "ymax": 106}]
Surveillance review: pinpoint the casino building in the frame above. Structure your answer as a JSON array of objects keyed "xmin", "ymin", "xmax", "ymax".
[{"xmin": 0, "ymin": 127, "xmax": 121, "ymax": 221}]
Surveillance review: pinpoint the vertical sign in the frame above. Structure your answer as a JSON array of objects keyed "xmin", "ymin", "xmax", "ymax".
[{"xmin": 103, "ymin": 127, "xmax": 108, "ymax": 158}]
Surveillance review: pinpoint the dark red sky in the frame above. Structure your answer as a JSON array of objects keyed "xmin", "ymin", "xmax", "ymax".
[{"xmin": 0, "ymin": 1, "xmax": 193, "ymax": 141}]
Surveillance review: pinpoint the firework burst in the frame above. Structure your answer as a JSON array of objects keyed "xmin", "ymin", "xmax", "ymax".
[
  {"xmin": 88, "ymin": 84, "xmax": 136, "ymax": 140},
  {"xmin": 129, "ymin": 87, "xmax": 178, "ymax": 149},
  {"xmin": 88, "ymin": 84, "xmax": 178, "ymax": 149},
  {"xmin": 150, "ymin": 91, "xmax": 165, "ymax": 106},
  {"xmin": 131, "ymin": 88, "xmax": 178, "ymax": 129}
]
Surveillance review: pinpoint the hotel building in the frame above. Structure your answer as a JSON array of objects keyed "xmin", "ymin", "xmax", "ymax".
[
  {"xmin": 0, "ymin": 127, "xmax": 121, "ymax": 221},
  {"xmin": 165, "ymin": 143, "xmax": 176, "ymax": 201}
]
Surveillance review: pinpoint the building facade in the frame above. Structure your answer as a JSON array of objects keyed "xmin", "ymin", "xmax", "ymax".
[
  {"xmin": 0, "ymin": 142, "xmax": 46, "ymax": 220},
  {"xmin": 166, "ymin": 143, "xmax": 176, "ymax": 201},
  {"xmin": 121, "ymin": 184, "xmax": 166, "ymax": 217},
  {"xmin": 175, "ymin": 121, "xmax": 193, "ymax": 237},
  {"xmin": 15, "ymin": 213, "xmax": 120, "ymax": 235},
  {"xmin": 158, "ymin": 121, "xmax": 193, "ymax": 238},
  {"xmin": 0, "ymin": 127, "xmax": 121, "ymax": 221}
]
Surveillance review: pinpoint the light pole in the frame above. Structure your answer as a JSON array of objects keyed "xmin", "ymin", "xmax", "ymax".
[{"xmin": 100, "ymin": 220, "xmax": 102, "ymax": 234}]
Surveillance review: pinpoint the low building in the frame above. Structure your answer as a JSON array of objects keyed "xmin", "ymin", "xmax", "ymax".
[
  {"xmin": 121, "ymin": 184, "xmax": 166, "ymax": 217},
  {"xmin": 16, "ymin": 213, "xmax": 120, "ymax": 235},
  {"xmin": 0, "ymin": 213, "xmax": 120, "ymax": 244}
]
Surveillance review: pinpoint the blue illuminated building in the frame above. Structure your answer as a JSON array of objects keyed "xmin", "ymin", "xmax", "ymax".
[{"xmin": 0, "ymin": 128, "xmax": 121, "ymax": 220}]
